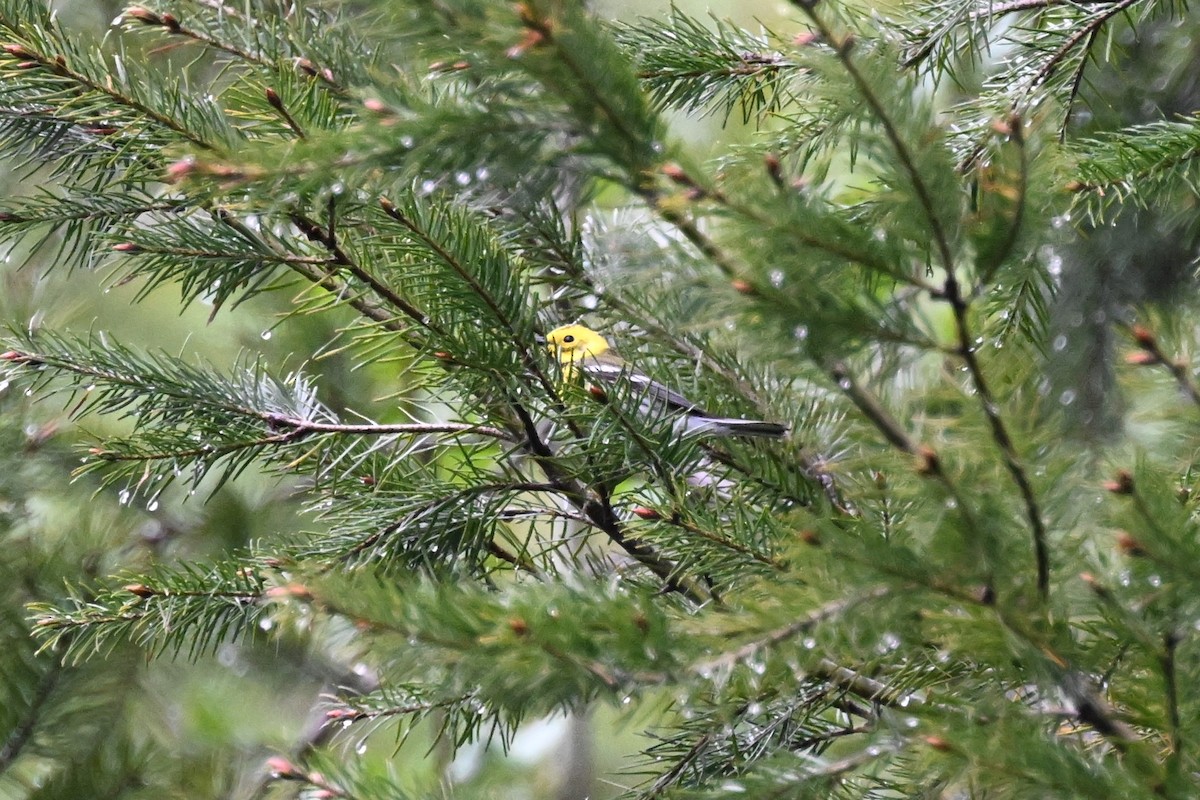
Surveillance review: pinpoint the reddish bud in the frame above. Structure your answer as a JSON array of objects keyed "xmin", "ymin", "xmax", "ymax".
[
  {"xmin": 1130, "ymin": 324, "xmax": 1156, "ymax": 349},
  {"xmin": 1103, "ymin": 470, "xmax": 1134, "ymax": 495},
  {"xmin": 362, "ymin": 98, "xmax": 387, "ymax": 113},
  {"xmin": 160, "ymin": 11, "xmax": 181, "ymax": 32},
  {"xmin": 1124, "ymin": 351, "xmax": 1160, "ymax": 366},
  {"xmin": 265, "ymin": 87, "xmax": 283, "ymax": 110},
  {"xmin": 1079, "ymin": 572, "xmax": 1112, "ymax": 599},
  {"xmin": 360, "ymin": 475, "xmax": 376, "ymax": 486},
  {"xmin": 792, "ymin": 31, "xmax": 819, "ymax": 46},
  {"xmin": 266, "ymin": 756, "xmax": 300, "ymax": 778},
  {"xmin": 112, "ymin": 242, "xmax": 141, "ymax": 253},
  {"xmin": 25, "ymin": 423, "xmax": 57, "ymax": 451},
  {"xmin": 631, "ymin": 506, "xmax": 661, "ymax": 520},
  {"xmin": 266, "ymin": 583, "xmax": 312, "ymax": 600},
  {"xmin": 429, "ymin": 60, "xmax": 470, "ymax": 73},
  {"xmin": 295, "ymin": 57, "xmax": 317, "ymax": 75},
  {"xmin": 506, "ymin": 28, "xmax": 545, "ymax": 58},
  {"xmin": 915, "ymin": 445, "xmax": 940, "ymax": 476},
  {"xmin": 125, "ymin": 6, "xmax": 163, "ymax": 25},
  {"xmin": 661, "ymin": 162, "xmax": 691, "ymax": 185},
  {"xmin": 124, "ymin": 583, "xmax": 154, "ymax": 598},
  {"xmin": 3, "ymin": 43, "xmax": 37, "ymax": 59},
  {"xmin": 587, "ymin": 384, "xmax": 607, "ymax": 401},
  {"xmin": 1115, "ymin": 531, "xmax": 1146, "ymax": 556},
  {"xmin": 124, "ymin": 6, "xmax": 159, "ymax": 22},
  {"xmin": 799, "ymin": 529, "xmax": 821, "ymax": 546},
  {"xmin": 433, "ymin": 351, "xmax": 453, "ymax": 360},
  {"xmin": 924, "ymin": 735, "xmax": 953, "ymax": 752},
  {"xmin": 165, "ymin": 156, "xmax": 197, "ymax": 181},
  {"xmin": 508, "ymin": 617, "xmax": 528, "ymax": 636},
  {"xmin": 730, "ymin": 278, "xmax": 755, "ymax": 295},
  {"xmin": 764, "ymin": 152, "xmax": 784, "ymax": 187}
]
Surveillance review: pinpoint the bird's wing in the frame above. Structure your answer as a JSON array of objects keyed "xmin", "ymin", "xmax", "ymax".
[{"xmin": 579, "ymin": 357, "xmax": 709, "ymax": 415}]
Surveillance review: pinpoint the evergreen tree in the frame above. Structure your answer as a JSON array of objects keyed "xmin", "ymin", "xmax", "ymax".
[{"xmin": 2, "ymin": 0, "xmax": 1200, "ymax": 797}]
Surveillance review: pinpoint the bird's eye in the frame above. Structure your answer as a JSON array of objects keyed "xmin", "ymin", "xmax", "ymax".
[{"xmin": 563, "ymin": 335, "xmax": 575, "ymax": 344}]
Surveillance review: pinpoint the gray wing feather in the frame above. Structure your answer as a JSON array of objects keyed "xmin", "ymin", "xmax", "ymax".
[
  {"xmin": 579, "ymin": 361, "xmax": 707, "ymax": 414},
  {"xmin": 579, "ymin": 358, "xmax": 787, "ymax": 438}
]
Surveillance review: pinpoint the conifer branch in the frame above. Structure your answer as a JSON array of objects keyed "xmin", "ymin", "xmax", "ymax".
[
  {"xmin": 631, "ymin": 506, "xmax": 788, "ymax": 570},
  {"xmin": 265, "ymin": 87, "xmax": 305, "ymax": 138},
  {"xmin": 615, "ymin": 8, "xmax": 800, "ymax": 124},
  {"xmin": 287, "ymin": 208, "xmax": 439, "ymax": 334},
  {"xmin": 827, "ymin": 361, "xmax": 919, "ymax": 456},
  {"xmin": 514, "ymin": 1, "xmax": 658, "ymax": 177},
  {"xmin": 944, "ymin": 280, "xmax": 1050, "ymax": 599},
  {"xmin": 0, "ymin": 661, "xmax": 61, "ymax": 768},
  {"xmin": 29, "ymin": 562, "xmax": 270, "ymax": 662},
  {"xmin": 125, "ymin": 4, "xmax": 349, "ymax": 95},
  {"xmin": 1122, "ymin": 322, "xmax": 1200, "ymax": 408},
  {"xmin": 125, "ymin": 6, "xmax": 263, "ymax": 68},
  {"xmin": 786, "ymin": 28, "xmax": 1055, "ymax": 598},
  {"xmin": 0, "ymin": 39, "xmax": 218, "ymax": 153},
  {"xmin": 647, "ymin": 163, "xmax": 938, "ymax": 291},
  {"xmin": 263, "ymin": 756, "xmax": 348, "ymax": 798},
  {"xmin": 325, "ymin": 693, "xmax": 475, "ymax": 726},
  {"xmin": 977, "ymin": 116, "xmax": 1029, "ymax": 285},
  {"xmin": 291, "ymin": 195, "xmax": 704, "ymax": 598},
  {"xmin": 1162, "ymin": 630, "xmax": 1182, "ymax": 768},
  {"xmin": 828, "ymin": 359, "xmax": 997, "ymax": 595},
  {"xmin": 792, "ymin": 1, "xmax": 955, "ymax": 276},
  {"xmin": 86, "ymin": 420, "xmax": 512, "ymax": 465},
  {"xmin": 376, "ymin": 197, "xmax": 561, "ymax": 402},
  {"xmin": 693, "ymin": 587, "xmax": 890, "ymax": 674},
  {"xmin": 1026, "ymin": 0, "xmax": 1141, "ymax": 94}
]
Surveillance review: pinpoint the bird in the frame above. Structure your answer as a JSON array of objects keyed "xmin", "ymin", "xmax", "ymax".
[{"xmin": 543, "ymin": 324, "xmax": 787, "ymax": 439}]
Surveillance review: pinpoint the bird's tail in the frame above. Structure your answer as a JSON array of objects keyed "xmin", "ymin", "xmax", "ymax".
[{"xmin": 684, "ymin": 416, "xmax": 788, "ymax": 438}]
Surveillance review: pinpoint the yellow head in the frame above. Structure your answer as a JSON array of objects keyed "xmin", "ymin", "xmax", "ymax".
[{"xmin": 544, "ymin": 324, "xmax": 610, "ymax": 366}]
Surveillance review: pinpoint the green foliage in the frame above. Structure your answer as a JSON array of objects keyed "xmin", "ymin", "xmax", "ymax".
[{"xmin": 1, "ymin": 0, "xmax": 1200, "ymax": 797}]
